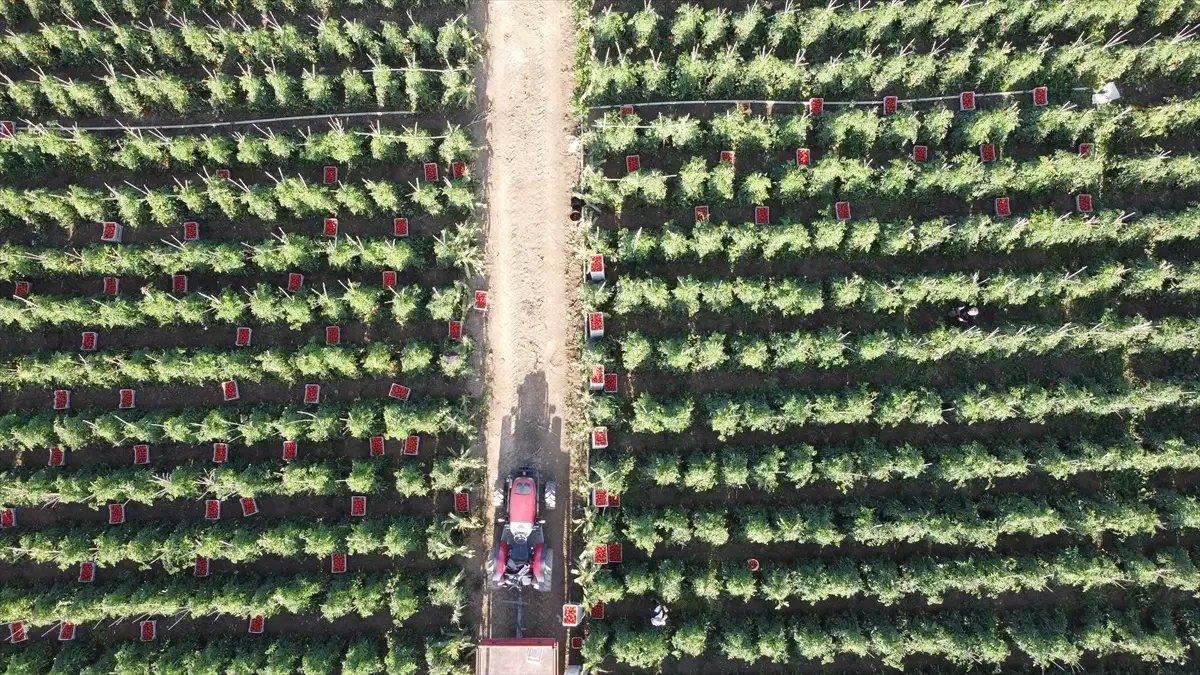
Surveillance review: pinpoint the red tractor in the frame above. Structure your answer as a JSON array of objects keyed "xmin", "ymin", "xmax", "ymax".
[{"xmin": 488, "ymin": 467, "xmax": 555, "ymax": 593}]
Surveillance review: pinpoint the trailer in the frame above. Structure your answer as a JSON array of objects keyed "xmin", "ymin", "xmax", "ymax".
[{"xmin": 476, "ymin": 638, "xmax": 558, "ymax": 675}]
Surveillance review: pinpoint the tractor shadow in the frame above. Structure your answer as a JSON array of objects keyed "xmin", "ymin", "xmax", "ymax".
[
  {"xmin": 498, "ymin": 371, "xmax": 562, "ymax": 474},
  {"xmin": 490, "ymin": 371, "xmax": 566, "ymax": 640}
]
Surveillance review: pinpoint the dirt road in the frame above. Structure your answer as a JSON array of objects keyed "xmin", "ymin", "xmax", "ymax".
[{"xmin": 477, "ymin": 0, "xmax": 578, "ymax": 646}]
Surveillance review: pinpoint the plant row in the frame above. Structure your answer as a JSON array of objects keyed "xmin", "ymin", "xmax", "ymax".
[
  {"xmin": 601, "ymin": 317, "xmax": 1197, "ymax": 375},
  {"xmin": 0, "ymin": 0, "xmax": 461, "ymax": 24},
  {"xmin": 584, "ymin": 544, "xmax": 1200, "ymax": 608},
  {"xmin": 0, "ymin": 281, "xmax": 466, "ymax": 332},
  {"xmin": 586, "ymin": 601, "xmax": 1193, "ymax": 670},
  {"xmin": 587, "ymin": 105, "xmax": 1101, "ymax": 159},
  {"xmin": 0, "ymin": 64, "xmax": 474, "ymax": 119},
  {"xmin": 627, "ymin": 254, "xmax": 1200, "ymax": 314},
  {"xmin": 0, "ymin": 398, "xmax": 475, "ymax": 451},
  {"xmin": 1, "ymin": 514, "xmax": 475, "ymax": 569},
  {"xmin": 583, "ymin": 152, "xmax": 1200, "ymax": 212},
  {"xmin": 0, "ymin": 339, "xmax": 472, "ymax": 390},
  {"xmin": 0, "ymin": 631, "xmax": 470, "ymax": 675},
  {"xmin": 582, "ymin": 37, "xmax": 1200, "ymax": 104},
  {"xmin": 0, "ymin": 451, "xmax": 482, "ymax": 506},
  {"xmin": 0, "ymin": 175, "xmax": 476, "ymax": 233},
  {"xmin": 621, "ymin": 379, "xmax": 1197, "ymax": 437},
  {"xmin": 587, "ymin": 433, "xmax": 1200, "ymax": 494},
  {"xmin": 588, "ymin": 97, "xmax": 1200, "ymax": 158},
  {"xmin": 586, "ymin": 0, "xmax": 1200, "ymax": 61},
  {"xmin": 0, "ymin": 124, "xmax": 475, "ymax": 179},
  {"xmin": 597, "ymin": 261, "xmax": 1198, "ymax": 319},
  {"xmin": 0, "ymin": 16, "xmax": 480, "ymax": 71},
  {"xmin": 0, "ymin": 237, "xmax": 435, "ymax": 282},
  {"xmin": 591, "ymin": 488, "xmax": 1198, "ymax": 553},
  {"xmin": 597, "ymin": 207, "xmax": 1200, "ymax": 266},
  {"xmin": 0, "ymin": 568, "xmax": 460, "ymax": 627}
]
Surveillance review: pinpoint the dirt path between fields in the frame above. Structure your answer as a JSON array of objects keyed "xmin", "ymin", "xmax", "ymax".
[{"xmin": 476, "ymin": 0, "xmax": 579, "ymax": 654}]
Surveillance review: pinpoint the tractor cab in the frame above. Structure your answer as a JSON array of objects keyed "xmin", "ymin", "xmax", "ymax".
[{"xmin": 507, "ymin": 475, "xmax": 538, "ymax": 539}]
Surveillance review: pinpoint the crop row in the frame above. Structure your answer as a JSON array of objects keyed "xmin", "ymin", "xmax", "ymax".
[
  {"xmin": 0, "ymin": 237, "xmax": 436, "ymax": 282},
  {"xmin": 584, "ymin": 545, "xmax": 1200, "ymax": 608},
  {"xmin": 0, "ymin": 124, "xmax": 475, "ymax": 179},
  {"xmin": 588, "ymin": 433, "xmax": 1200, "ymax": 494},
  {"xmin": 588, "ymin": 602, "xmax": 1194, "ymax": 670},
  {"xmin": 0, "ymin": 64, "xmax": 474, "ymax": 119},
  {"xmin": 0, "ymin": 340, "xmax": 471, "ymax": 390},
  {"xmin": 598, "ymin": 207, "xmax": 1200, "ymax": 265},
  {"xmin": 582, "ymin": 38, "xmax": 1200, "ymax": 104},
  {"xmin": 623, "ymin": 379, "xmax": 1198, "ymax": 437},
  {"xmin": 0, "ymin": 398, "xmax": 474, "ymax": 451},
  {"xmin": 588, "ymin": 105, "xmax": 1096, "ymax": 159},
  {"xmin": 0, "ymin": 568, "xmax": 460, "ymax": 628},
  {"xmin": 590, "ymin": 489, "xmax": 1199, "ymax": 553},
  {"xmin": 587, "ymin": 0, "xmax": 1200, "ymax": 59},
  {"xmin": 1, "ymin": 515, "xmax": 473, "ymax": 569},
  {"xmin": 0, "ymin": 281, "xmax": 465, "ymax": 332},
  {"xmin": 0, "ymin": 175, "xmax": 475, "ymax": 233},
  {"xmin": 601, "ymin": 317, "xmax": 1197, "ymax": 375},
  {"xmin": 0, "ymin": 450, "xmax": 482, "ymax": 506},
  {"xmin": 0, "ymin": 0, "xmax": 457, "ymax": 24},
  {"xmin": 0, "ymin": 631, "xmax": 470, "ymax": 675},
  {"xmin": 598, "ymin": 262, "xmax": 1199, "ymax": 320},
  {"xmin": 586, "ymin": 97, "xmax": 1200, "ymax": 158},
  {"xmin": 584, "ymin": 152, "xmax": 1200, "ymax": 212},
  {"xmin": 0, "ymin": 16, "xmax": 480, "ymax": 71}
]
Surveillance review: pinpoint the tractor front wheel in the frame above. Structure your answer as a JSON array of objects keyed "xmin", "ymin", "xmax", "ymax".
[
  {"xmin": 544, "ymin": 480, "xmax": 556, "ymax": 511},
  {"xmin": 492, "ymin": 482, "xmax": 505, "ymax": 509}
]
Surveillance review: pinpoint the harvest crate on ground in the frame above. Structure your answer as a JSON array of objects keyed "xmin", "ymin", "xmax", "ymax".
[
  {"xmin": 0, "ymin": 0, "xmax": 486, "ymax": 670},
  {"xmin": 572, "ymin": 1, "xmax": 1200, "ymax": 673}
]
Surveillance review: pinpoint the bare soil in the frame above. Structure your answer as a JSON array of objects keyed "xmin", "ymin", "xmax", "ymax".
[{"xmin": 475, "ymin": 0, "xmax": 580, "ymax": 657}]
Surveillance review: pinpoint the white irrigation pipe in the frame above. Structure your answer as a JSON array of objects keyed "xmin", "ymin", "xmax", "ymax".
[
  {"xmin": 362, "ymin": 66, "xmax": 472, "ymax": 73},
  {"xmin": 588, "ymin": 87, "xmax": 1095, "ymax": 111},
  {"xmin": 12, "ymin": 109, "xmax": 421, "ymax": 132}
]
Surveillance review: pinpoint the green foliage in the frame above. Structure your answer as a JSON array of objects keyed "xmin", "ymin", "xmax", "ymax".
[
  {"xmin": 0, "ymin": 569, "xmax": 425, "ymax": 627},
  {"xmin": 0, "ymin": 339, "xmax": 469, "ymax": 390},
  {"xmin": 0, "ymin": 515, "xmax": 442, "ymax": 570},
  {"xmin": 0, "ymin": 282, "xmax": 468, "ymax": 332},
  {"xmin": 610, "ymin": 621, "xmax": 670, "ymax": 669},
  {"xmin": 613, "ymin": 483, "xmax": 1186, "ymax": 552},
  {"xmin": 583, "ymin": 15, "xmax": 1200, "ymax": 105},
  {"xmin": 0, "ymin": 177, "xmax": 474, "ymax": 234},
  {"xmin": 0, "ymin": 398, "xmax": 472, "ymax": 451}
]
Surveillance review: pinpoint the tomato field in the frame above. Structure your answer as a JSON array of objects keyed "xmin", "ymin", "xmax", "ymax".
[
  {"xmin": 6, "ymin": 0, "xmax": 1200, "ymax": 672},
  {"xmin": 0, "ymin": 0, "xmax": 484, "ymax": 671},
  {"xmin": 574, "ymin": 0, "xmax": 1200, "ymax": 672}
]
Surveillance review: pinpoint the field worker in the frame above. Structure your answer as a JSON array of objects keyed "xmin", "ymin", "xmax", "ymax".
[
  {"xmin": 651, "ymin": 599, "xmax": 668, "ymax": 627},
  {"xmin": 949, "ymin": 305, "xmax": 979, "ymax": 326}
]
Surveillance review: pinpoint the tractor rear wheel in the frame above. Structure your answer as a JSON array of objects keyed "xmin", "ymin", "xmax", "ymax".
[
  {"xmin": 536, "ymin": 547, "xmax": 554, "ymax": 592},
  {"xmin": 485, "ymin": 544, "xmax": 502, "ymax": 590}
]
